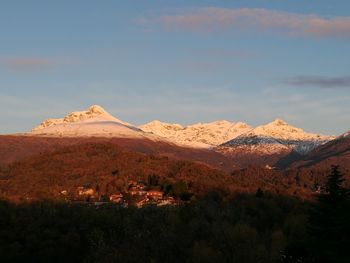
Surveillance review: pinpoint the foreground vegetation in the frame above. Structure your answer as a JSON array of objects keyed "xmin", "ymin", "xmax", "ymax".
[
  {"xmin": 0, "ymin": 193, "xmax": 309, "ymax": 263},
  {"xmin": 1, "ymin": 165, "xmax": 350, "ymax": 263}
]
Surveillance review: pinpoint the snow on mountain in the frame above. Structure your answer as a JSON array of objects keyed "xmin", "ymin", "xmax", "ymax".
[
  {"xmin": 338, "ymin": 131, "xmax": 350, "ymax": 139},
  {"xmin": 218, "ymin": 119, "xmax": 334, "ymax": 155},
  {"xmin": 30, "ymin": 105, "xmax": 148, "ymax": 138},
  {"xmin": 139, "ymin": 120, "xmax": 184, "ymax": 140},
  {"xmin": 32, "ymin": 105, "xmax": 130, "ymax": 131},
  {"xmin": 289, "ymin": 130, "xmax": 350, "ymax": 169},
  {"xmin": 139, "ymin": 120, "xmax": 252, "ymax": 148},
  {"xmin": 28, "ymin": 106, "xmax": 336, "ymax": 155}
]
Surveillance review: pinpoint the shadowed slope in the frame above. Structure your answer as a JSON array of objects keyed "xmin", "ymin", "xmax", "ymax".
[
  {"xmin": 0, "ymin": 135, "xmax": 234, "ymax": 171},
  {"xmin": 290, "ymin": 137, "xmax": 350, "ymax": 169}
]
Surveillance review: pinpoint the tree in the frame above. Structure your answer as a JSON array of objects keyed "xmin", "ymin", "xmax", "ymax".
[
  {"xmin": 169, "ymin": 181, "xmax": 191, "ymax": 200},
  {"xmin": 308, "ymin": 165, "xmax": 350, "ymax": 263},
  {"xmin": 255, "ymin": 188, "xmax": 264, "ymax": 198},
  {"xmin": 148, "ymin": 174, "xmax": 160, "ymax": 186}
]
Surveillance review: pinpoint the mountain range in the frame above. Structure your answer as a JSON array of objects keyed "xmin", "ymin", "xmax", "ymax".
[
  {"xmin": 139, "ymin": 120, "xmax": 252, "ymax": 148},
  {"xmin": 0, "ymin": 104, "xmax": 345, "ymax": 170},
  {"xmin": 31, "ymin": 105, "xmax": 334, "ymax": 148},
  {"xmin": 28, "ymin": 105, "xmax": 337, "ymax": 158}
]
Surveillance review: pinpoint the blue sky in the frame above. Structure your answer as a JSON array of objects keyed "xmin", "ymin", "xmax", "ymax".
[{"xmin": 1, "ymin": 0, "xmax": 349, "ymax": 135}]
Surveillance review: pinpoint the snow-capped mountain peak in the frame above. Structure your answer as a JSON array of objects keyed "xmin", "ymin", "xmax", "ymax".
[
  {"xmin": 140, "ymin": 120, "xmax": 184, "ymax": 131},
  {"xmin": 32, "ymin": 105, "xmax": 130, "ymax": 131},
  {"xmin": 271, "ymin": 118, "xmax": 289, "ymax": 126},
  {"xmin": 139, "ymin": 120, "xmax": 252, "ymax": 148},
  {"xmin": 253, "ymin": 119, "xmax": 308, "ymax": 140},
  {"xmin": 218, "ymin": 119, "xmax": 335, "ymax": 155},
  {"xmin": 29, "ymin": 105, "xmax": 152, "ymax": 139}
]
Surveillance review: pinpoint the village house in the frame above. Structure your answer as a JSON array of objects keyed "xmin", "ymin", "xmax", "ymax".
[
  {"xmin": 135, "ymin": 198, "xmax": 149, "ymax": 208},
  {"xmin": 70, "ymin": 181, "xmax": 177, "ymax": 208},
  {"xmin": 128, "ymin": 180, "xmax": 146, "ymax": 189},
  {"xmin": 77, "ymin": 187, "xmax": 95, "ymax": 197},
  {"xmin": 109, "ymin": 193, "xmax": 123, "ymax": 203},
  {"xmin": 129, "ymin": 189, "xmax": 147, "ymax": 196},
  {"xmin": 146, "ymin": 190, "xmax": 163, "ymax": 200},
  {"xmin": 157, "ymin": 197, "xmax": 177, "ymax": 207},
  {"xmin": 128, "ymin": 180, "xmax": 147, "ymax": 196}
]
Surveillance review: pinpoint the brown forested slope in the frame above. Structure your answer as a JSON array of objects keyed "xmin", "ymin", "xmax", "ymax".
[
  {"xmin": 0, "ymin": 142, "xmax": 327, "ymax": 202},
  {"xmin": 0, "ymin": 135, "xmax": 233, "ymax": 170},
  {"xmin": 0, "ymin": 143, "xmax": 231, "ymax": 201}
]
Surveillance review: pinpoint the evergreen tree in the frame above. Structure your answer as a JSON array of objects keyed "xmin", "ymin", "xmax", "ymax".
[{"xmin": 308, "ymin": 165, "xmax": 350, "ymax": 263}]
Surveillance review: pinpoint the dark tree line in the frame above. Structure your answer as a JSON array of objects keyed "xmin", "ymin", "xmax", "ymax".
[{"xmin": 0, "ymin": 194, "xmax": 309, "ymax": 263}]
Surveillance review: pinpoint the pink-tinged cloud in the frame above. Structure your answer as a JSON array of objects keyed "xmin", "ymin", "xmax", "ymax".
[
  {"xmin": 3, "ymin": 57, "xmax": 79, "ymax": 71},
  {"xmin": 4, "ymin": 57, "xmax": 54, "ymax": 71},
  {"xmin": 138, "ymin": 8, "xmax": 350, "ymax": 38}
]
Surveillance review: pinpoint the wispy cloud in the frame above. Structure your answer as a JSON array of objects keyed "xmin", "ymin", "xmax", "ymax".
[
  {"xmin": 137, "ymin": 7, "xmax": 350, "ymax": 38},
  {"xmin": 2, "ymin": 56, "xmax": 78, "ymax": 71},
  {"xmin": 284, "ymin": 75, "xmax": 350, "ymax": 89},
  {"xmin": 4, "ymin": 57, "xmax": 54, "ymax": 71}
]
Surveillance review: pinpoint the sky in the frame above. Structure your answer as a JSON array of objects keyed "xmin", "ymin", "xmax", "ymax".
[{"xmin": 1, "ymin": 0, "xmax": 349, "ymax": 135}]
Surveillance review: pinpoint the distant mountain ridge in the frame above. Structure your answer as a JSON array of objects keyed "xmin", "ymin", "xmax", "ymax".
[
  {"xmin": 213, "ymin": 119, "xmax": 335, "ymax": 168},
  {"xmin": 26, "ymin": 105, "xmax": 339, "ymax": 168},
  {"xmin": 29, "ymin": 105, "xmax": 335, "ymax": 152},
  {"xmin": 217, "ymin": 119, "xmax": 334, "ymax": 155},
  {"xmin": 139, "ymin": 120, "xmax": 252, "ymax": 148}
]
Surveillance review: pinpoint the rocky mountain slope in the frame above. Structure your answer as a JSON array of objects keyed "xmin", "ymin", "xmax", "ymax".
[{"xmin": 139, "ymin": 120, "xmax": 251, "ymax": 148}]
